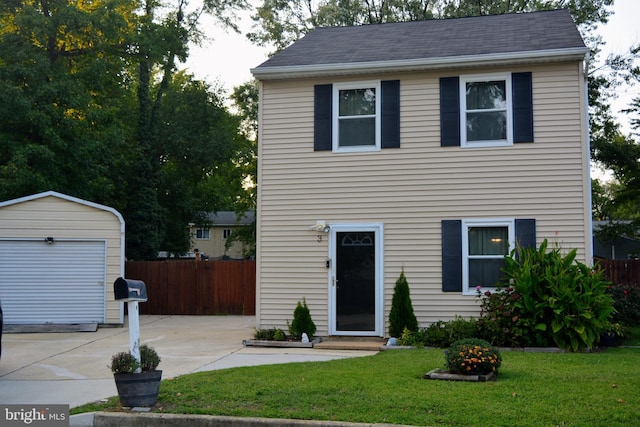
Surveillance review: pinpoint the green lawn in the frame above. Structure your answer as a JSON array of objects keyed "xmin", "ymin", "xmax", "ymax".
[{"xmin": 75, "ymin": 347, "xmax": 640, "ymax": 426}]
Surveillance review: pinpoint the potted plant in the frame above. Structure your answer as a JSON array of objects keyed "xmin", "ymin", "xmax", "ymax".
[
  {"xmin": 600, "ymin": 322, "xmax": 625, "ymax": 348},
  {"xmin": 109, "ymin": 344, "xmax": 162, "ymax": 407}
]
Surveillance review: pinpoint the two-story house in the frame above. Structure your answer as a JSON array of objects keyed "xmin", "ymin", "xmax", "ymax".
[
  {"xmin": 251, "ymin": 9, "xmax": 591, "ymax": 338},
  {"xmin": 188, "ymin": 211, "xmax": 255, "ymax": 260}
]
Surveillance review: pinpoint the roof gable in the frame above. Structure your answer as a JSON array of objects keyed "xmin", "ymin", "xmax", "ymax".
[
  {"xmin": 252, "ymin": 9, "xmax": 587, "ymax": 80},
  {"xmin": 0, "ymin": 191, "xmax": 125, "ymax": 231}
]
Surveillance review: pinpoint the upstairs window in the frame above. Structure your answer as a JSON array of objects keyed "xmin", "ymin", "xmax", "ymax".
[
  {"xmin": 223, "ymin": 229, "xmax": 232, "ymax": 239},
  {"xmin": 440, "ymin": 72, "xmax": 533, "ymax": 147},
  {"xmin": 334, "ymin": 82, "xmax": 380, "ymax": 152},
  {"xmin": 195, "ymin": 228, "xmax": 210, "ymax": 240},
  {"xmin": 461, "ymin": 74, "xmax": 512, "ymax": 147},
  {"xmin": 314, "ymin": 80, "xmax": 400, "ymax": 152}
]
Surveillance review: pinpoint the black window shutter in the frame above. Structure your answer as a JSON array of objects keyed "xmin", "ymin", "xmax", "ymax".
[
  {"xmin": 314, "ymin": 84, "xmax": 332, "ymax": 151},
  {"xmin": 515, "ymin": 218, "xmax": 536, "ymax": 249},
  {"xmin": 512, "ymin": 72, "xmax": 534, "ymax": 143},
  {"xmin": 442, "ymin": 220, "xmax": 462, "ymax": 292},
  {"xmin": 440, "ymin": 77, "xmax": 460, "ymax": 147},
  {"xmin": 381, "ymin": 80, "xmax": 400, "ymax": 149}
]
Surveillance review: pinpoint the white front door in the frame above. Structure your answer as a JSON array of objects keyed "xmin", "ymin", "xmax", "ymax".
[{"xmin": 328, "ymin": 224, "xmax": 383, "ymax": 336}]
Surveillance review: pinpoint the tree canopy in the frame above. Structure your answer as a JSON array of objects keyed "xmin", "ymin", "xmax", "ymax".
[{"xmin": 0, "ymin": 0, "xmax": 255, "ymax": 259}]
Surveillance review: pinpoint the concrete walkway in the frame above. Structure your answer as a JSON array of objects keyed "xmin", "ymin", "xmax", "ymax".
[{"xmin": 0, "ymin": 316, "xmax": 378, "ymax": 409}]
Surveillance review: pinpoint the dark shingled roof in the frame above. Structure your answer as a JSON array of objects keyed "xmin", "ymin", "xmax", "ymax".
[
  {"xmin": 205, "ymin": 211, "xmax": 255, "ymax": 226},
  {"xmin": 252, "ymin": 9, "xmax": 586, "ymax": 77}
]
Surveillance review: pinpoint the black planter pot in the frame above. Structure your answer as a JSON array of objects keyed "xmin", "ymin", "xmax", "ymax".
[
  {"xmin": 599, "ymin": 333, "xmax": 619, "ymax": 348},
  {"xmin": 114, "ymin": 370, "xmax": 162, "ymax": 407}
]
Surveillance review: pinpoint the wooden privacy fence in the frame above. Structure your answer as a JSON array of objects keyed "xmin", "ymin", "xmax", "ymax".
[
  {"xmin": 596, "ymin": 258, "xmax": 640, "ymax": 286},
  {"xmin": 125, "ymin": 260, "xmax": 256, "ymax": 315}
]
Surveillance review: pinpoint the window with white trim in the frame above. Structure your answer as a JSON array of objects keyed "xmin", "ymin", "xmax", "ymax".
[
  {"xmin": 195, "ymin": 228, "xmax": 210, "ymax": 240},
  {"xmin": 460, "ymin": 74, "xmax": 513, "ymax": 147},
  {"xmin": 461, "ymin": 219, "xmax": 515, "ymax": 294},
  {"xmin": 223, "ymin": 229, "xmax": 232, "ymax": 239},
  {"xmin": 333, "ymin": 81, "xmax": 380, "ymax": 152}
]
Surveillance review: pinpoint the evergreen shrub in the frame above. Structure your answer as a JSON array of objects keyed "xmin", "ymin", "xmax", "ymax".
[
  {"xmin": 388, "ymin": 268, "xmax": 418, "ymax": 338},
  {"xmin": 289, "ymin": 298, "xmax": 316, "ymax": 340}
]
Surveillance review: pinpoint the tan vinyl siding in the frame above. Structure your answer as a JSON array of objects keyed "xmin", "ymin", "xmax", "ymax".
[
  {"xmin": 257, "ymin": 62, "xmax": 590, "ymax": 335},
  {"xmin": 0, "ymin": 196, "xmax": 123, "ymax": 323}
]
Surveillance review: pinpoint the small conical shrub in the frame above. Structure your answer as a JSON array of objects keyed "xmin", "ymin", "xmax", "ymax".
[
  {"xmin": 289, "ymin": 298, "xmax": 316, "ymax": 340},
  {"xmin": 389, "ymin": 268, "xmax": 418, "ymax": 338}
]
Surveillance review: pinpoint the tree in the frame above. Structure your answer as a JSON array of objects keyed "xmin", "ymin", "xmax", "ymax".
[
  {"xmin": 0, "ymin": 0, "xmax": 137, "ymax": 203},
  {"xmin": 156, "ymin": 72, "xmax": 251, "ymax": 255},
  {"xmin": 388, "ymin": 268, "xmax": 418, "ymax": 338},
  {"xmin": 223, "ymin": 80, "xmax": 260, "ymax": 258},
  {"xmin": 123, "ymin": 0, "xmax": 249, "ymax": 259},
  {"xmin": 590, "ymin": 41, "xmax": 640, "ymax": 243},
  {"xmin": 0, "ymin": 0, "xmax": 256, "ymax": 261}
]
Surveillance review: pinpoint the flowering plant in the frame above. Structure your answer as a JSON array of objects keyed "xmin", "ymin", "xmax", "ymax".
[
  {"xmin": 475, "ymin": 286, "xmax": 527, "ymax": 347},
  {"xmin": 607, "ymin": 284, "xmax": 640, "ymax": 326},
  {"xmin": 444, "ymin": 338, "xmax": 502, "ymax": 375}
]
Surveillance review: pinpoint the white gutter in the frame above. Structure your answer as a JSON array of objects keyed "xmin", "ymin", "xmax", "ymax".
[{"xmin": 251, "ymin": 47, "xmax": 590, "ymax": 80}]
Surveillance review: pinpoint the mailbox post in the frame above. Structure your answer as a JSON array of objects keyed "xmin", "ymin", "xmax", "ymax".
[{"xmin": 114, "ymin": 278, "xmax": 148, "ymax": 372}]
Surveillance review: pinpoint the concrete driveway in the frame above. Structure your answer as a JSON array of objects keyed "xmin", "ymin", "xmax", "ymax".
[{"xmin": 0, "ymin": 316, "xmax": 377, "ymax": 408}]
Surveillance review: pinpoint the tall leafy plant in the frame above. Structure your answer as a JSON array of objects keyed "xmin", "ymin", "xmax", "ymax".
[{"xmin": 501, "ymin": 239, "xmax": 614, "ymax": 351}]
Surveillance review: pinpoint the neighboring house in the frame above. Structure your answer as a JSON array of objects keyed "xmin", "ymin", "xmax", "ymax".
[
  {"xmin": 251, "ymin": 10, "xmax": 592, "ymax": 337},
  {"xmin": 188, "ymin": 211, "xmax": 255, "ymax": 260},
  {"xmin": 593, "ymin": 221, "xmax": 640, "ymax": 260},
  {"xmin": 0, "ymin": 191, "xmax": 125, "ymax": 325}
]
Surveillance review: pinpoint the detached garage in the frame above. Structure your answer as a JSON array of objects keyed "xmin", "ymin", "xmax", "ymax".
[{"xmin": 0, "ymin": 191, "xmax": 124, "ymax": 325}]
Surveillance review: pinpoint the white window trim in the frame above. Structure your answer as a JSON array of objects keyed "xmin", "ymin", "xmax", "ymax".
[
  {"xmin": 332, "ymin": 81, "xmax": 381, "ymax": 153},
  {"xmin": 195, "ymin": 228, "xmax": 211, "ymax": 240},
  {"xmin": 460, "ymin": 73, "xmax": 513, "ymax": 148},
  {"xmin": 461, "ymin": 218, "xmax": 515, "ymax": 295}
]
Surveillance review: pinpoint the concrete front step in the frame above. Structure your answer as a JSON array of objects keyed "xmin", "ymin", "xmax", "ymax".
[{"xmin": 314, "ymin": 339, "xmax": 385, "ymax": 351}]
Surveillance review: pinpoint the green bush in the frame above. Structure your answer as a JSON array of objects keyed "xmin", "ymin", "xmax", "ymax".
[
  {"xmin": 388, "ymin": 268, "xmax": 418, "ymax": 338},
  {"xmin": 397, "ymin": 327, "xmax": 428, "ymax": 346},
  {"xmin": 445, "ymin": 338, "xmax": 502, "ymax": 375},
  {"xmin": 476, "ymin": 287, "xmax": 528, "ymax": 347},
  {"xmin": 498, "ymin": 239, "xmax": 614, "ymax": 351},
  {"xmin": 139, "ymin": 344, "xmax": 161, "ymax": 371},
  {"xmin": 423, "ymin": 316, "xmax": 478, "ymax": 348},
  {"xmin": 273, "ymin": 328, "xmax": 286, "ymax": 341},
  {"xmin": 608, "ymin": 284, "xmax": 640, "ymax": 326},
  {"xmin": 109, "ymin": 351, "xmax": 140, "ymax": 374},
  {"xmin": 254, "ymin": 327, "xmax": 286, "ymax": 341},
  {"xmin": 109, "ymin": 344, "xmax": 160, "ymax": 374},
  {"xmin": 289, "ymin": 298, "xmax": 316, "ymax": 340}
]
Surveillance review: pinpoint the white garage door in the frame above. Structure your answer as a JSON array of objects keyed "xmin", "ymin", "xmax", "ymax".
[{"xmin": 0, "ymin": 240, "xmax": 106, "ymax": 324}]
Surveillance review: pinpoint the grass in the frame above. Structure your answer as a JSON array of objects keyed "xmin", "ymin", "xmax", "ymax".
[{"xmin": 74, "ymin": 347, "xmax": 640, "ymax": 426}]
